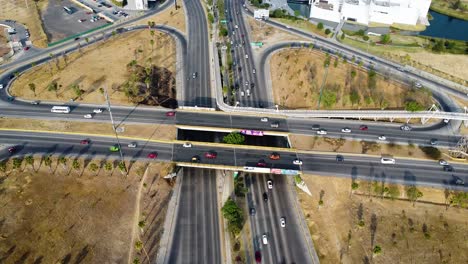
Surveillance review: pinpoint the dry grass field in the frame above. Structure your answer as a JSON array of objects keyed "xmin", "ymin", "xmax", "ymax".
[
  {"xmin": 0, "ymin": 0, "xmax": 49, "ymax": 47},
  {"xmin": 270, "ymin": 48, "xmax": 433, "ymax": 110},
  {"xmin": 134, "ymin": 4, "xmax": 186, "ymax": 34},
  {"xmin": 0, "ymin": 32, "xmax": 10, "ymax": 57},
  {"xmin": 247, "ymin": 17, "xmax": 308, "ymax": 50},
  {"xmin": 0, "ymin": 118, "xmax": 177, "ymax": 141},
  {"xmin": 0, "ymin": 157, "xmax": 173, "ymax": 263},
  {"xmin": 299, "ymin": 175, "xmax": 468, "ymax": 264},
  {"xmin": 10, "ymin": 29, "xmax": 176, "ymax": 106}
]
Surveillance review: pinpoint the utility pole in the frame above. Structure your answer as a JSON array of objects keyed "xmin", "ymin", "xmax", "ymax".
[{"xmin": 104, "ymin": 87, "xmax": 127, "ymax": 174}]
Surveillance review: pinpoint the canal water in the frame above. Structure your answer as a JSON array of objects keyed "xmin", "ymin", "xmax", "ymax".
[{"xmin": 420, "ymin": 10, "xmax": 468, "ymax": 41}]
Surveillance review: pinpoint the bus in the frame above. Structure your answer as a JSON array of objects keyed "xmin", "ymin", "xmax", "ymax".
[
  {"xmin": 51, "ymin": 106, "xmax": 71, "ymax": 113},
  {"xmin": 63, "ymin": 6, "xmax": 73, "ymax": 14}
]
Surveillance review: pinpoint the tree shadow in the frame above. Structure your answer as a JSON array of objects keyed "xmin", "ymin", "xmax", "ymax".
[
  {"xmin": 32, "ymin": 256, "xmax": 43, "ymax": 264},
  {"xmin": 14, "ymin": 251, "xmax": 30, "ymax": 264},
  {"xmin": 0, "ymin": 245, "xmax": 16, "ymax": 262},
  {"xmin": 60, "ymin": 253, "xmax": 72, "ymax": 264},
  {"xmin": 73, "ymin": 245, "xmax": 90, "ymax": 264}
]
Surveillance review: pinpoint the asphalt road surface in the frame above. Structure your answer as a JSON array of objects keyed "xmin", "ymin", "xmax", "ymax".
[
  {"xmin": 246, "ymin": 173, "xmax": 314, "ymax": 264},
  {"xmin": 1, "ymin": 130, "xmax": 466, "ymax": 190},
  {"xmin": 166, "ymin": 167, "xmax": 221, "ymax": 264}
]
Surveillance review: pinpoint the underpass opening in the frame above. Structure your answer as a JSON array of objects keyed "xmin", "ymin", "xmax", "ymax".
[{"xmin": 177, "ymin": 128, "xmax": 290, "ymax": 148}]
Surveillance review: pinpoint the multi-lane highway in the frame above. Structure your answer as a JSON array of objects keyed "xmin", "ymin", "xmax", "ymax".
[
  {"xmin": 165, "ymin": 168, "xmax": 221, "ymax": 264},
  {"xmin": 246, "ymin": 173, "xmax": 315, "ymax": 263},
  {"xmin": 1, "ymin": 130, "xmax": 466, "ymax": 190}
]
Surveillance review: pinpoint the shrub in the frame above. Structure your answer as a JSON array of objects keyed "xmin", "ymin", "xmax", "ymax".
[
  {"xmin": 363, "ymin": 35, "xmax": 369, "ymax": 41},
  {"xmin": 373, "ymin": 245, "xmax": 382, "ymax": 254},
  {"xmin": 223, "ymin": 132, "xmax": 245, "ymax": 145},
  {"xmin": 419, "ymin": 146, "xmax": 441, "ymax": 159},
  {"xmin": 317, "ymin": 22, "xmax": 324, "ymax": 30},
  {"xmin": 324, "ymin": 28, "xmax": 331, "ymax": 35}
]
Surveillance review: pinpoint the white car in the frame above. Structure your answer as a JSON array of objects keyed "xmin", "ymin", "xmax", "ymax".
[
  {"xmin": 245, "ymin": 54, "xmax": 249, "ymax": 59},
  {"xmin": 260, "ymin": 117, "xmax": 268, "ymax": 122},
  {"xmin": 183, "ymin": 142, "xmax": 192, "ymax": 148},
  {"xmin": 0, "ymin": 84, "xmax": 3, "ymax": 89},
  {"xmin": 235, "ymin": 24, "xmax": 238, "ymax": 29},
  {"xmin": 84, "ymin": 114, "xmax": 93, "ymax": 119},
  {"xmin": 293, "ymin": 159, "xmax": 303, "ymax": 165},
  {"xmin": 443, "ymin": 119, "xmax": 449, "ymax": 123},
  {"xmin": 341, "ymin": 127, "xmax": 351, "ymax": 133},
  {"xmin": 262, "ymin": 234, "xmax": 268, "ymax": 245},
  {"xmin": 438, "ymin": 159, "xmax": 448, "ymax": 166},
  {"xmin": 93, "ymin": 108, "xmax": 103, "ymax": 113},
  {"xmin": 378, "ymin": 135, "xmax": 387, "ymax": 141},
  {"xmin": 280, "ymin": 217, "xmax": 286, "ymax": 227},
  {"xmin": 415, "ymin": 82, "xmax": 422, "ymax": 88},
  {"xmin": 128, "ymin": 142, "xmax": 137, "ymax": 148},
  {"xmin": 317, "ymin": 129, "xmax": 327, "ymax": 135},
  {"xmin": 381, "ymin": 157, "xmax": 395, "ymax": 164},
  {"xmin": 267, "ymin": 180, "xmax": 273, "ymax": 189}
]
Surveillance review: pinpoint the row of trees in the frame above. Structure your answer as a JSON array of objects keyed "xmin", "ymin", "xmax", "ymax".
[
  {"xmin": 0, "ymin": 156, "xmax": 126, "ymax": 176},
  {"xmin": 221, "ymin": 198, "xmax": 244, "ymax": 235}
]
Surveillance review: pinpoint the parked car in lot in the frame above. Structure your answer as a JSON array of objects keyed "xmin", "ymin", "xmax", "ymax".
[
  {"xmin": 205, "ymin": 151, "xmax": 217, "ymax": 159},
  {"xmin": 147, "ymin": 152, "xmax": 158, "ymax": 159},
  {"xmin": 269, "ymin": 152, "xmax": 280, "ymax": 160}
]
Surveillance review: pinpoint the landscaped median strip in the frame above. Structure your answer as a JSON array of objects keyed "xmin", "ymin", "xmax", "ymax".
[{"xmin": 1, "ymin": 128, "xmax": 466, "ymax": 165}]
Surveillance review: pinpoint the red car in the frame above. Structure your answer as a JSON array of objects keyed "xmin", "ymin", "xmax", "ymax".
[
  {"xmin": 80, "ymin": 139, "xmax": 90, "ymax": 145},
  {"xmin": 257, "ymin": 159, "xmax": 267, "ymax": 167},
  {"xmin": 205, "ymin": 151, "xmax": 217, "ymax": 159},
  {"xmin": 23, "ymin": 46, "xmax": 30, "ymax": 51},
  {"xmin": 166, "ymin": 111, "xmax": 176, "ymax": 117},
  {"xmin": 8, "ymin": 147, "xmax": 16, "ymax": 153},
  {"xmin": 147, "ymin": 152, "xmax": 158, "ymax": 159},
  {"xmin": 269, "ymin": 152, "xmax": 280, "ymax": 160},
  {"xmin": 255, "ymin": 251, "xmax": 261, "ymax": 263},
  {"xmin": 359, "ymin": 125, "xmax": 368, "ymax": 131}
]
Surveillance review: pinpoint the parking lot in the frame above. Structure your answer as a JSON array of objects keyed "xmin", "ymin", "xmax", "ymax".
[{"xmin": 41, "ymin": 0, "xmax": 109, "ymax": 42}]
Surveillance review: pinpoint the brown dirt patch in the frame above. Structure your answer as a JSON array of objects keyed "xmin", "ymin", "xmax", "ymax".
[
  {"xmin": 290, "ymin": 134, "xmax": 459, "ymax": 161},
  {"xmin": 0, "ymin": 31, "xmax": 10, "ymax": 57},
  {"xmin": 298, "ymin": 174, "xmax": 468, "ymax": 264},
  {"xmin": 0, "ymin": 118, "xmax": 176, "ymax": 141},
  {"xmin": 0, "ymin": 0, "xmax": 49, "ymax": 48},
  {"xmin": 133, "ymin": 4, "xmax": 186, "ymax": 34},
  {"xmin": 0, "ymin": 156, "xmax": 172, "ymax": 263},
  {"xmin": 247, "ymin": 17, "xmax": 308, "ymax": 50},
  {"xmin": 272, "ymin": 18, "xmax": 329, "ymax": 37},
  {"xmin": 270, "ymin": 48, "xmax": 433, "ymax": 110},
  {"xmin": 10, "ymin": 29, "xmax": 176, "ymax": 106}
]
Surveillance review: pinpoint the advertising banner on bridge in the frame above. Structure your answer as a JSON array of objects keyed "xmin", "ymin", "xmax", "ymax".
[
  {"xmin": 240, "ymin": 130, "xmax": 264, "ymax": 136},
  {"xmin": 243, "ymin": 167, "xmax": 271, "ymax": 173},
  {"xmin": 271, "ymin": 168, "xmax": 282, "ymax": 174}
]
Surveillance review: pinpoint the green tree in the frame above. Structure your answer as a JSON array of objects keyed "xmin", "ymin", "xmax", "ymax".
[
  {"xmin": 406, "ymin": 186, "xmax": 423, "ymax": 205},
  {"xmin": 387, "ymin": 185, "xmax": 400, "ymax": 200},
  {"xmin": 449, "ymin": 191, "xmax": 468, "ymax": 208},
  {"xmin": 0, "ymin": 161, "xmax": 7, "ymax": 175},
  {"xmin": 44, "ymin": 155, "xmax": 52, "ymax": 171},
  {"xmin": 133, "ymin": 258, "xmax": 140, "ymax": 264},
  {"xmin": 419, "ymin": 146, "xmax": 441, "ymax": 160},
  {"xmin": 138, "ymin": 220, "xmax": 146, "ymax": 228},
  {"xmin": 118, "ymin": 161, "xmax": 127, "ymax": 175},
  {"xmin": 28, "ymin": 83, "xmax": 36, "ymax": 96},
  {"xmin": 58, "ymin": 157, "xmax": 68, "ymax": 169},
  {"xmin": 89, "ymin": 163, "xmax": 99, "ymax": 175},
  {"xmin": 223, "ymin": 132, "xmax": 245, "ymax": 145},
  {"xmin": 340, "ymin": 32, "xmax": 345, "ymax": 40},
  {"xmin": 373, "ymin": 245, "xmax": 382, "ymax": 254},
  {"xmin": 380, "ymin": 34, "xmax": 391, "ymax": 44},
  {"xmin": 350, "ymin": 90, "xmax": 360, "ymax": 105},
  {"xmin": 321, "ymin": 90, "xmax": 337, "ymax": 108},
  {"xmin": 333, "ymin": 58, "xmax": 338, "ymax": 67},
  {"xmin": 150, "ymin": 39, "xmax": 155, "ymax": 53},
  {"xmin": 12, "ymin": 158, "xmax": 23, "ymax": 170},
  {"xmin": 432, "ymin": 39, "xmax": 445, "ymax": 52},
  {"xmin": 145, "ymin": 77, "xmax": 151, "ymax": 90},
  {"xmin": 350, "ymin": 70, "xmax": 357, "ymax": 78},
  {"xmin": 72, "ymin": 159, "xmax": 80, "ymax": 171},
  {"xmin": 48, "ymin": 81, "xmax": 58, "ymax": 95},
  {"xmin": 104, "ymin": 162, "xmax": 113, "ymax": 173},
  {"xmin": 219, "ymin": 26, "xmax": 228, "ymax": 37},
  {"xmin": 363, "ymin": 35, "xmax": 369, "ymax": 41},
  {"xmin": 405, "ymin": 100, "xmax": 424, "ymax": 112},
  {"xmin": 25, "ymin": 155, "xmax": 34, "ymax": 170},
  {"xmin": 317, "ymin": 22, "xmax": 324, "ymax": 30},
  {"xmin": 222, "ymin": 198, "xmax": 244, "ymax": 235},
  {"xmin": 351, "ymin": 182, "xmax": 359, "ymax": 190},
  {"xmin": 324, "ymin": 28, "xmax": 331, "ymax": 35}
]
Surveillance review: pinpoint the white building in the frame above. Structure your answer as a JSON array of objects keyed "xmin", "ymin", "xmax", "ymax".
[
  {"xmin": 309, "ymin": 0, "xmax": 431, "ymax": 26},
  {"xmin": 254, "ymin": 9, "xmax": 270, "ymax": 20}
]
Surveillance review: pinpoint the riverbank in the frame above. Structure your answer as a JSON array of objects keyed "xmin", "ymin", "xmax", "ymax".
[{"xmin": 430, "ymin": 0, "xmax": 468, "ymax": 21}]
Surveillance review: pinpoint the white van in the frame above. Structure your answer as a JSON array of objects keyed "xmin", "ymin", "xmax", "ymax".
[
  {"xmin": 51, "ymin": 106, "xmax": 71, "ymax": 113},
  {"xmin": 246, "ymin": 89, "xmax": 250, "ymax": 97},
  {"xmin": 380, "ymin": 157, "xmax": 395, "ymax": 164},
  {"xmin": 262, "ymin": 234, "xmax": 268, "ymax": 245},
  {"xmin": 241, "ymin": 91, "xmax": 245, "ymax": 97}
]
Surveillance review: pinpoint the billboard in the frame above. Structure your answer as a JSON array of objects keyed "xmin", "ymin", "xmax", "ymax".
[{"xmin": 240, "ymin": 130, "xmax": 264, "ymax": 136}]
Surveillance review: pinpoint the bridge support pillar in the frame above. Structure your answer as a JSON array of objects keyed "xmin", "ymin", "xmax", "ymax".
[
  {"xmin": 421, "ymin": 118, "xmax": 427, "ymax": 125},
  {"xmin": 389, "ymin": 117, "xmax": 394, "ymax": 123},
  {"xmin": 406, "ymin": 118, "xmax": 411, "ymax": 124}
]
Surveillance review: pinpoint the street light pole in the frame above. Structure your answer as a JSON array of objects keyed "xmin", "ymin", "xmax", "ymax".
[{"xmin": 104, "ymin": 87, "xmax": 127, "ymax": 174}]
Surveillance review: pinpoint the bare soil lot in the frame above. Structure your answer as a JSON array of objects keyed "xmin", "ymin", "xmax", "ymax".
[
  {"xmin": 298, "ymin": 174, "xmax": 468, "ymax": 264},
  {"xmin": 247, "ymin": 17, "xmax": 308, "ymax": 50},
  {"xmin": 135, "ymin": 4, "xmax": 186, "ymax": 34},
  {"xmin": 10, "ymin": 29, "xmax": 176, "ymax": 106},
  {"xmin": 0, "ymin": 118, "xmax": 177, "ymax": 141},
  {"xmin": 0, "ymin": 0, "xmax": 49, "ymax": 47},
  {"xmin": 0, "ymin": 32, "xmax": 9, "ymax": 57},
  {"xmin": 270, "ymin": 48, "xmax": 433, "ymax": 110},
  {"xmin": 0, "ymin": 156, "xmax": 173, "ymax": 263}
]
